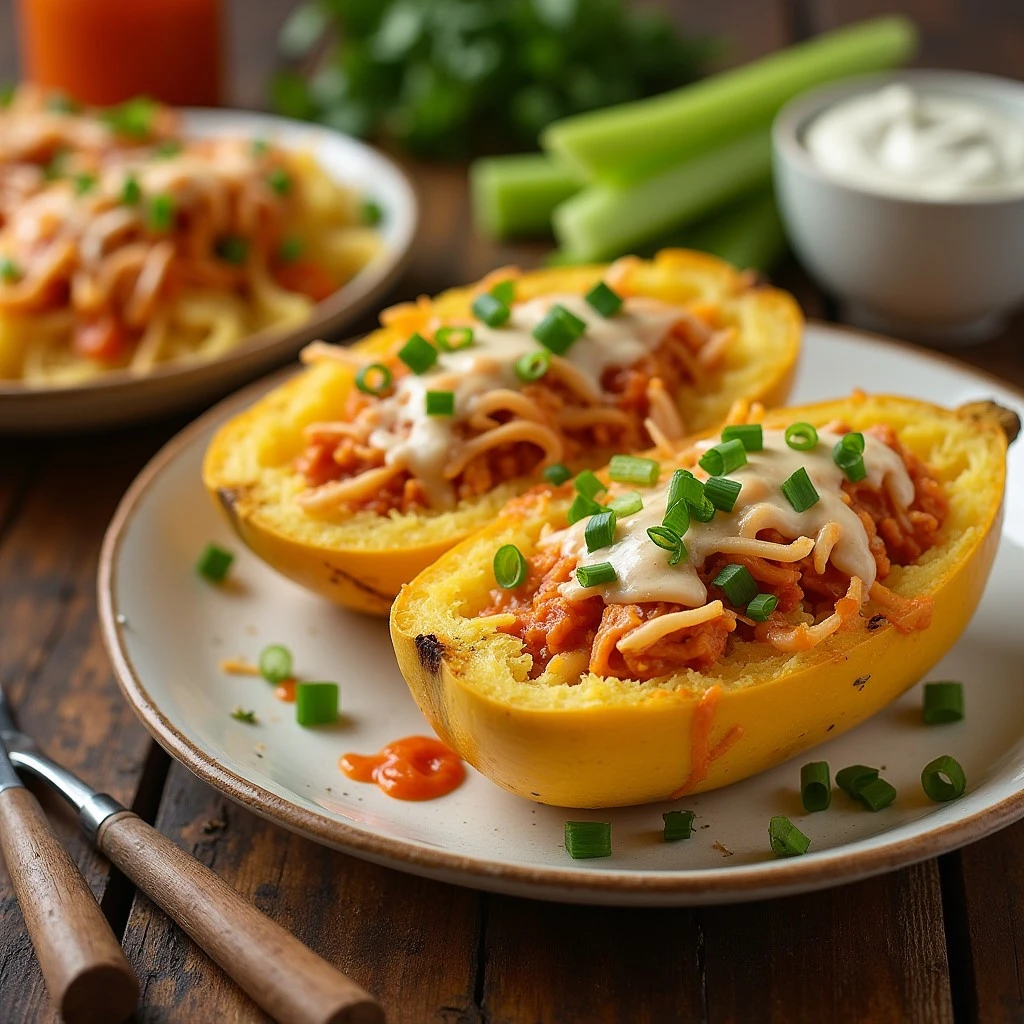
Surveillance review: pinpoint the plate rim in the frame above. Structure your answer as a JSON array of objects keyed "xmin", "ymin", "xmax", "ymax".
[{"xmin": 97, "ymin": 321, "xmax": 1024, "ymax": 901}]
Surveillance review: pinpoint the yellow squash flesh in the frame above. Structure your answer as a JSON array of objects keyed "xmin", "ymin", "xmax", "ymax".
[
  {"xmin": 390, "ymin": 394, "xmax": 1011, "ymax": 808},
  {"xmin": 203, "ymin": 250, "xmax": 802, "ymax": 615}
]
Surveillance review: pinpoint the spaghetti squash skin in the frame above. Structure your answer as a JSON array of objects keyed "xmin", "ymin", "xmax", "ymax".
[
  {"xmin": 390, "ymin": 395, "xmax": 1012, "ymax": 808},
  {"xmin": 204, "ymin": 250, "xmax": 802, "ymax": 615}
]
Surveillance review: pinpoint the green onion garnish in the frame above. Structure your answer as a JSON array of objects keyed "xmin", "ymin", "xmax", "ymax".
[
  {"xmin": 857, "ymin": 777, "xmax": 897, "ymax": 811},
  {"xmin": 721, "ymin": 423, "xmax": 763, "ymax": 451},
  {"xmin": 0, "ymin": 84, "xmax": 13, "ymax": 108},
  {"xmin": 704, "ymin": 476, "xmax": 741, "ymax": 513},
  {"xmin": 923, "ymin": 681, "xmax": 964, "ymax": 724},
  {"xmin": 251, "ymin": 138, "xmax": 269, "ymax": 156},
  {"xmin": 781, "ymin": 467, "xmax": 819, "ymax": 512},
  {"xmin": 267, "ymin": 168, "xmax": 291, "ymax": 195},
  {"xmin": 584, "ymin": 281, "xmax": 623, "ymax": 318},
  {"xmin": 712, "ymin": 563, "xmax": 757, "ymax": 606},
  {"xmin": 397, "ymin": 333, "xmax": 437, "ymax": 374},
  {"xmin": 154, "ymin": 140, "xmax": 183, "ymax": 159},
  {"xmin": 608, "ymin": 454, "xmax": 660, "ymax": 487},
  {"xmin": 833, "ymin": 441, "xmax": 867, "ymax": 483},
  {"xmin": 698, "ymin": 438, "xmax": 747, "ymax": 476},
  {"xmin": 0, "ymin": 258, "xmax": 20, "ymax": 284},
  {"xmin": 574, "ymin": 470, "xmax": 607, "ymax": 500},
  {"xmin": 215, "ymin": 235, "xmax": 249, "ymax": 266},
  {"xmin": 607, "ymin": 491, "xmax": 643, "ymax": 517},
  {"xmin": 259, "ymin": 644, "xmax": 293, "ymax": 684},
  {"xmin": 839, "ymin": 431, "xmax": 865, "ymax": 454},
  {"xmin": 120, "ymin": 174, "xmax": 141, "ymax": 205},
  {"xmin": 576, "ymin": 562, "xmax": 617, "ymax": 588},
  {"xmin": 472, "ymin": 292, "xmax": 510, "ymax": 328},
  {"xmin": 295, "ymin": 682, "xmax": 339, "ymax": 726},
  {"xmin": 146, "ymin": 193, "xmax": 175, "ymax": 233},
  {"xmin": 835, "ymin": 764, "xmax": 879, "ymax": 799},
  {"xmin": 355, "ymin": 363, "xmax": 393, "ymax": 396},
  {"xmin": 278, "ymin": 236, "xmax": 303, "ymax": 263},
  {"xmin": 231, "ymin": 707, "xmax": 257, "ymax": 724},
  {"xmin": 46, "ymin": 91, "xmax": 78, "ymax": 114},
  {"xmin": 515, "ymin": 349, "xmax": 551, "ymax": 382},
  {"xmin": 662, "ymin": 809, "xmax": 694, "ymax": 842},
  {"xmin": 800, "ymin": 761, "xmax": 831, "ymax": 812},
  {"xmin": 493, "ymin": 544, "xmax": 527, "ymax": 589},
  {"xmin": 196, "ymin": 543, "xmax": 234, "ymax": 583},
  {"xmin": 74, "ymin": 172, "xmax": 96, "ymax": 195},
  {"xmin": 769, "ymin": 816, "xmax": 810, "ymax": 857},
  {"xmin": 746, "ymin": 592, "xmax": 778, "ymax": 621},
  {"xmin": 667, "ymin": 470, "xmax": 715, "ymax": 523},
  {"xmin": 784, "ymin": 422, "xmax": 819, "ymax": 451},
  {"xmin": 543, "ymin": 463, "xmax": 571, "ymax": 487},
  {"xmin": 662, "ymin": 500, "xmax": 689, "ymax": 538},
  {"xmin": 100, "ymin": 96, "xmax": 154, "ymax": 136},
  {"xmin": 585, "ymin": 509, "xmax": 616, "ymax": 552},
  {"xmin": 564, "ymin": 820, "xmax": 612, "ymax": 859},
  {"xmin": 361, "ymin": 199, "xmax": 383, "ymax": 225},
  {"xmin": 567, "ymin": 493, "xmax": 603, "ymax": 524},
  {"xmin": 646, "ymin": 526, "xmax": 686, "ymax": 566},
  {"xmin": 921, "ymin": 755, "xmax": 966, "ymax": 802},
  {"xmin": 425, "ymin": 390, "xmax": 454, "ymax": 416},
  {"xmin": 434, "ymin": 326, "xmax": 474, "ymax": 351},
  {"xmin": 489, "ymin": 279, "xmax": 516, "ymax": 305},
  {"xmin": 532, "ymin": 303, "xmax": 586, "ymax": 355}
]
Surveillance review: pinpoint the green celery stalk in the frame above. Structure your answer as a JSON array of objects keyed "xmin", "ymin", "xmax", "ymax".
[
  {"xmin": 542, "ymin": 16, "xmax": 916, "ymax": 184},
  {"xmin": 552, "ymin": 129, "xmax": 771, "ymax": 263},
  {"xmin": 672, "ymin": 191, "xmax": 787, "ymax": 272},
  {"xmin": 470, "ymin": 153, "xmax": 582, "ymax": 240}
]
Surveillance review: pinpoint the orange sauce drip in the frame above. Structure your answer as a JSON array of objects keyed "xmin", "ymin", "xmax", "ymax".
[
  {"xmin": 274, "ymin": 679, "xmax": 297, "ymax": 703},
  {"xmin": 671, "ymin": 686, "xmax": 744, "ymax": 798},
  {"xmin": 339, "ymin": 736, "xmax": 465, "ymax": 801}
]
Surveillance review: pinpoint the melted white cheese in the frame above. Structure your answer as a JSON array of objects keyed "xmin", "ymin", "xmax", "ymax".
[{"xmin": 555, "ymin": 429, "xmax": 915, "ymax": 607}]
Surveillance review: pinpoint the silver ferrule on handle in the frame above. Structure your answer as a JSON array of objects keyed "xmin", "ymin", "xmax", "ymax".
[{"xmin": 0, "ymin": 746, "xmax": 23, "ymax": 795}]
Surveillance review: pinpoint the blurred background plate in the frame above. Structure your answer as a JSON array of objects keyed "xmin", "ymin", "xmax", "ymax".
[{"xmin": 0, "ymin": 108, "xmax": 417, "ymax": 434}]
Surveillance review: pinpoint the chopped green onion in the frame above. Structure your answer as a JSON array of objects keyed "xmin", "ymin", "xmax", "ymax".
[
  {"xmin": 259, "ymin": 644, "xmax": 293, "ymax": 684},
  {"xmin": 833, "ymin": 441, "xmax": 867, "ymax": 483},
  {"xmin": 154, "ymin": 140, "xmax": 183, "ymax": 159},
  {"xmin": 574, "ymin": 470, "xmax": 607, "ymax": 500},
  {"xmin": 231, "ymin": 707, "xmax": 258, "ymax": 724},
  {"xmin": 0, "ymin": 84, "xmax": 13, "ymax": 108},
  {"xmin": 721, "ymin": 423, "xmax": 763, "ymax": 451},
  {"xmin": 698, "ymin": 438, "xmax": 747, "ymax": 476},
  {"xmin": 0, "ymin": 258, "xmax": 20, "ymax": 284},
  {"xmin": 472, "ymin": 292, "xmax": 510, "ymax": 327},
  {"xmin": 215, "ymin": 235, "xmax": 249, "ymax": 265},
  {"xmin": 712, "ymin": 563, "xmax": 757, "ymax": 606},
  {"xmin": 662, "ymin": 809, "xmax": 694, "ymax": 842},
  {"xmin": 42, "ymin": 151, "xmax": 67, "ymax": 181},
  {"xmin": 608, "ymin": 491, "xmax": 643, "ymax": 517},
  {"xmin": 781, "ymin": 467, "xmax": 819, "ymax": 512},
  {"xmin": 839, "ymin": 431, "xmax": 866, "ymax": 454},
  {"xmin": 101, "ymin": 96, "xmax": 155, "ymax": 137},
  {"xmin": 493, "ymin": 544, "xmax": 528, "ymax": 589},
  {"xmin": 784, "ymin": 422, "xmax": 819, "ymax": 451},
  {"xmin": 688, "ymin": 494, "xmax": 716, "ymax": 523},
  {"xmin": 120, "ymin": 174, "xmax": 141, "ymax": 205},
  {"xmin": 397, "ymin": 333, "xmax": 437, "ymax": 374},
  {"xmin": 576, "ymin": 562, "xmax": 617, "ymax": 588},
  {"xmin": 278, "ymin": 236, "xmax": 303, "ymax": 263},
  {"xmin": 564, "ymin": 821, "xmax": 611, "ymax": 859},
  {"xmin": 668, "ymin": 470, "xmax": 714, "ymax": 522},
  {"xmin": 196, "ymin": 543, "xmax": 234, "ymax": 583},
  {"xmin": 585, "ymin": 509, "xmax": 617, "ymax": 552},
  {"xmin": 921, "ymin": 755, "xmax": 967, "ymax": 802},
  {"xmin": 567, "ymin": 493, "xmax": 603, "ymax": 524},
  {"xmin": 836, "ymin": 764, "xmax": 879, "ymax": 799},
  {"xmin": 584, "ymin": 281, "xmax": 623, "ymax": 317},
  {"xmin": 532, "ymin": 303, "xmax": 587, "ymax": 355},
  {"xmin": 251, "ymin": 138, "xmax": 270, "ymax": 156},
  {"xmin": 746, "ymin": 592, "xmax": 778, "ymax": 621},
  {"xmin": 646, "ymin": 526, "xmax": 686, "ymax": 565},
  {"xmin": 267, "ymin": 168, "xmax": 291, "ymax": 195},
  {"xmin": 858, "ymin": 777, "xmax": 897, "ymax": 811},
  {"xmin": 295, "ymin": 682, "xmax": 339, "ymax": 726},
  {"xmin": 489, "ymin": 279, "xmax": 516, "ymax": 305},
  {"xmin": 47, "ymin": 92, "xmax": 79, "ymax": 114},
  {"xmin": 425, "ymin": 390, "xmax": 454, "ymax": 416},
  {"xmin": 515, "ymin": 349, "xmax": 551, "ymax": 382},
  {"xmin": 769, "ymin": 815, "xmax": 810, "ymax": 857},
  {"xmin": 923, "ymin": 681, "xmax": 964, "ymax": 725},
  {"xmin": 543, "ymin": 463, "xmax": 571, "ymax": 486},
  {"xmin": 704, "ymin": 476, "xmax": 742, "ymax": 513},
  {"xmin": 146, "ymin": 193, "xmax": 175, "ymax": 233},
  {"xmin": 800, "ymin": 761, "xmax": 831, "ymax": 812},
  {"xmin": 74, "ymin": 172, "xmax": 96, "ymax": 195},
  {"xmin": 361, "ymin": 198, "xmax": 383, "ymax": 225},
  {"xmin": 434, "ymin": 326, "xmax": 474, "ymax": 351},
  {"xmin": 608, "ymin": 454, "xmax": 660, "ymax": 487},
  {"xmin": 355, "ymin": 363, "xmax": 392, "ymax": 396},
  {"xmin": 662, "ymin": 500, "xmax": 689, "ymax": 538}
]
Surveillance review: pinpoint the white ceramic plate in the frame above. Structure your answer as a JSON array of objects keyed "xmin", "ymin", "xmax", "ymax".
[
  {"xmin": 0, "ymin": 109, "xmax": 417, "ymax": 433},
  {"xmin": 99, "ymin": 323, "xmax": 1024, "ymax": 906}
]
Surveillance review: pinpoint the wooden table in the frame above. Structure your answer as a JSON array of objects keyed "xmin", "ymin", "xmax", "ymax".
[{"xmin": 2, "ymin": 1, "xmax": 1024, "ymax": 1021}]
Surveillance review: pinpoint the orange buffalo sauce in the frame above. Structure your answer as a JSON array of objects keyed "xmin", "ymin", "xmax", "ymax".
[
  {"xmin": 671, "ymin": 686, "xmax": 743, "ymax": 799},
  {"xmin": 339, "ymin": 736, "xmax": 466, "ymax": 801}
]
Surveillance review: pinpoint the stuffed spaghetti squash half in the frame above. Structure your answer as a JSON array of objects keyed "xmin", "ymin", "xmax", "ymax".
[
  {"xmin": 204, "ymin": 249, "xmax": 801, "ymax": 614},
  {"xmin": 390, "ymin": 394, "xmax": 1015, "ymax": 808}
]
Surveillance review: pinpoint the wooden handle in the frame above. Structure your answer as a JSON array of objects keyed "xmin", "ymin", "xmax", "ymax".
[
  {"xmin": 0, "ymin": 787, "xmax": 138, "ymax": 1024},
  {"xmin": 97, "ymin": 811, "xmax": 383, "ymax": 1024}
]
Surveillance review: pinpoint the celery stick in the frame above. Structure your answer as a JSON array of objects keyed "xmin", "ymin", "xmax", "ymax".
[
  {"xmin": 552, "ymin": 129, "xmax": 771, "ymax": 263},
  {"xmin": 470, "ymin": 153, "xmax": 582, "ymax": 240},
  {"xmin": 673, "ymin": 191, "xmax": 787, "ymax": 272},
  {"xmin": 542, "ymin": 16, "xmax": 916, "ymax": 184}
]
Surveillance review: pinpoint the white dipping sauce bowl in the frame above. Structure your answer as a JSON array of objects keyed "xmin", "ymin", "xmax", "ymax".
[{"xmin": 773, "ymin": 70, "xmax": 1024, "ymax": 344}]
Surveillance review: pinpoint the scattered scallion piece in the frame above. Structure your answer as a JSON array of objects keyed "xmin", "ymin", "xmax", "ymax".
[
  {"xmin": 146, "ymin": 193, "xmax": 175, "ymax": 233},
  {"xmin": 698, "ymin": 438, "xmax": 747, "ymax": 476},
  {"xmin": 784, "ymin": 422, "xmax": 818, "ymax": 451},
  {"xmin": 251, "ymin": 138, "xmax": 269, "ymax": 156},
  {"xmin": 608, "ymin": 491, "xmax": 643, "ymax": 517},
  {"xmin": 835, "ymin": 764, "xmax": 879, "ymax": 799},
  {"xmin": 667, "ymin": 470, "xmax": 715, "ymax": 523},
  {"xmin": 662, "ymin": 500, "xmax": 689, "ymax": 538},
  {"xmin": 576, "ymin": 562, "xmax": 617, "ymax": 588},
  {"xmin": 515, "ymin": 350, "xmax": 551, "ymax": 382},
  {"xmin": 120, "ymin": 174, "xmax": 141, "ymax": 205},
  {"xmin": 921, "ymin": 755, "xmax": 967, "ymax": 802},
  {"xmin": 567, "ymin": 493, "xmax": 604, "ymax": 524},
  {"xmin": 472, "ymin": 292, "xmax": 510, "ymax": 328},
  {"xmin": 267, "ymin": 168, "xmax": 291, "ymax": 195},
  {"xmin": 721, "ymin": 423, "xmax": 763, "ymax": 451},
  {"xmin": 781, "ymin": 467, "xmax": 819, "ymax": 512},
  {"xmin": 215, "ymin": 235, "xmax": 249, "ymax": 265},
  {"xmin": 397, "ymin": 333, "xmax": 438, "ymax": 374},
  {"xmin": 532, "ymin": 303, "xmax": 587, "ymax": 355},
  {"xmin": 154, "ymin": 140, "xmax": 183, "ymax": 158},
  {"xmin": 564, "ymin": 821, "xmax": 612, "ymax": 860},
  {"xmin": 295, "ymin": 682, "xmax": 339, "ymax": 726},
  {"xmin": 425, "ymin": 390, "xmax": 455, "ymax": 416},
  {"xmin": 543, "ymin": 463, "xmax": 572, "ymax": 487},
  {"xmin": 833, "ymin": 440, "xmax": 867, "ymax": 483},
  {"xmin": 704, "ymin": 475, "xmax": 742, "ymax": 513},
  {"xmin": 74, "ymin": 172, "xmax": 96, "ymax": 195},
  {"xmin": 231, "ymin": 707, "xmax": 258, "ymax": 724},
  {"xmin": 489, "ymin": 279, "xmax": 516, "ymax": 306},
  {"xmin": 574, "ymin": 470, "xmax": 607, "ymax": 500},
  {"xmin": 278, "ymin": 236, "xmax": 303, "ymax": 263},
  {"xmin": 769, "ymin": 815, "xmax": 810, "ymax": 857},
  {"xmin": 839, "ymin": 431, "xmax": 865, "ymax": 454},
  {"xmin": 361, "ymin": 199, "xmax": 383, "ymax": 226},
  {"xmin": 435, "ymin": 326, "xmax": 474, "ymax": 351},
  {"xmin": 608, "ymin": 454, "xmax": 660, "ymax": 487},
  {"xmin": 100, "ymin": 96, "xmax": 154, "ymax": 136},
  {"xmin": 800, "ymin": 761, "xmax": 831, "ymax": 812},
  {"xmin": 857, "ymin": 777, "xmax": 897, "ymax": 811},
  {"xmin": 259, "ymin": 644, "xmax": 293, "ymax": 684},
  {"xmin": 923, "ymin": 681, "xmax": 964, "ymax": 725},
  {"xmin": 355, "ymin": 363, "xmax": 393, "ymax": 396},
  {"xmin": 584, "ymin": 281, "xmax": 623, "ymax": 318},
  {"xmin": 0, "ymin": 258, "xmax": 20, "ymax": 284},
  {"xmin": 662, "ymin": 809, "xmax": 695, "ymax": 842},
  {"xmin": 712, "ymin": 563, "xmax": 757, "ymax": 606},
  {"xmin": 746, "ymin": 592, "xmax": 778, "ymax": 621},
  {"xmin": 646, "ymin": 526, "xmax": 686, "ymax": 565},
  {"xmin": 493, "ymin": 544, "xmax": 528, "ymax": 589},
  {"xmin": 585, "ymin": 509, "xmax": 617, "ymax": 552},
  {"xmin": 196, "ymin": 543, "xmax": 234, "ymax": 583}
]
